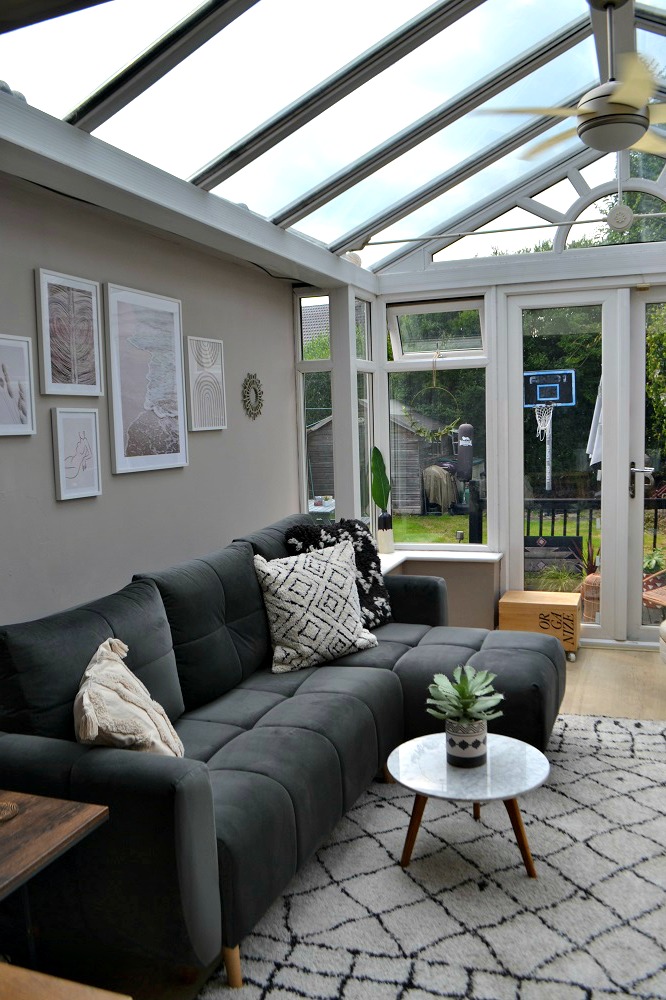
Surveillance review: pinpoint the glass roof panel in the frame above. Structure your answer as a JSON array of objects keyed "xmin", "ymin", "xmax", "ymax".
[
  {"xmin": 210, "ymin": 0, "xmax": 589, "ymax": 215},
  {"xmin": 579, "ymin": 154, "xmax": 617, "ymax": 186},
  {"xmin": 92, "ymin": 0, "xmax": 433, "ymax": 179},
  {"xmin": 637, "ymin": 27, "xmax": 666, "ymax": 81},
  {"xmin": 565, "ymin": 192, "xmax": 666, "ymax": 247},
  {"xmin": 291, "ymin": 39, "xmax": 596, "ymax": 247},
  {"xmin": 532, "ymin": 177, "xmax": 579, "ymax": 212},
  {"xmin": 355, "ymin": 132, "xmax": 584, "ymax": 269},
  {"xmin": 433, "ymin": 207, "xmax": 558, "ymax": 261},
  {"xmin": 0, "ymin": 0, "xmax": 200, "ymax": 119}
]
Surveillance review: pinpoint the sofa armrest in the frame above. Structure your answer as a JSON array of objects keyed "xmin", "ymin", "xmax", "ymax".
[
  {"xmin": 0, "ymin": 733, "xmax": 221, "ymax": 971},
  {"xmin": 384, "ymin": 575, "xmax": 448, "ymax": 626}
]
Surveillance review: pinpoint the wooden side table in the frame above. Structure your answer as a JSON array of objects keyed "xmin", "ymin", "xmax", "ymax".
[
  {"xmin": 0, "ymin": 789, "xmax": 108, "ymax": 967},
  {"xmin": 499, "ymin": 589, "xmax": 581, "ymax": 660},
  {"xmin": 0, "ymin": 963, "xmax": 132, "ymax": 999}
]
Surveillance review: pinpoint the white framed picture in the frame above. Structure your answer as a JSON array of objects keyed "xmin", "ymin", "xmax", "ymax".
[
  {"xmin": 51, "ymin": 407, "xmax": 102, "ymax": 500},
  {"xmin": 185, "ymin": 337, "xmax": 227, "ymax": 431},
  {"xmin": 0, "ymin": 334, "xmax": 36, "ymax": 435},
  {"xmin": 105, "ymin": 284, "xmax": 188, "ymax": 474},
  {"xmin": 36, "ymin": 269, "xmax": 103, "ymax": 395}
]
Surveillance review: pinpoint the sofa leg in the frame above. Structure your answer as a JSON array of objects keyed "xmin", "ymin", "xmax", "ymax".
[{"xmin": 223, "ymin": 945, "xmax": 243, "ymax": 988}]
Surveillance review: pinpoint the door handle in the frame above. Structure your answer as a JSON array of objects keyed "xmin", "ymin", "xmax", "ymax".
[{"xmin": 629, "ymin": 462, "xmax": 655, "ymax": 498}]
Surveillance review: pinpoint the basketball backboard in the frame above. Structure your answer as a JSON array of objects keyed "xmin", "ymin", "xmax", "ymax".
[{"xmin": 523, "ymin": 369, "xmax": 576, "ymax": 408}]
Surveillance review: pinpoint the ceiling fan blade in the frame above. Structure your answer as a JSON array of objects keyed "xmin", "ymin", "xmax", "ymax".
[
  {"xmin": 648, "ymin": 104, "xmax": 666, "ymax": 125},
  {"xmin": 522, "ymin": 126, "xmax": 579, "ymax": 160},
  {"xmin": 479, "ymin": 106, "xmax": 579, "ymax": 118},
  {"xmin": 610, "ymin": 53, "xmax": 655, "ymax": 108},
  {"xmin": 630, "ymin": 130, "xmax": 666, "ymax": 156}
]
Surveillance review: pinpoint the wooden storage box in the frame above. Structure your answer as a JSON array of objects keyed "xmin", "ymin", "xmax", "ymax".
[{"xmin": 499, "ymin": 590, "xmax": 581, "ymax": 653}]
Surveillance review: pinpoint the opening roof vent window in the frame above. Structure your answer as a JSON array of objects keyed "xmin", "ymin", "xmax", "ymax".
[{"xmin": 387, "ymin": 300, "xmax": 483, "ymax": 360}]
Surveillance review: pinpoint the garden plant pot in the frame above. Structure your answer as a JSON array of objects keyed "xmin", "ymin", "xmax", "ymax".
[{"xmin": 445, "ymin": 719, "xmax": 488, "ymax": 768}]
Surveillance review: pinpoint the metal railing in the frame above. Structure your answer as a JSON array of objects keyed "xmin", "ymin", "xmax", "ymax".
[{"xmin": 524, "ymin": 496, "xmax": 666, "ymax": 552}]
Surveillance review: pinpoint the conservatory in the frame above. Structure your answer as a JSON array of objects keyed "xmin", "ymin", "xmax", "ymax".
[{"xmin": 1, "ymin": 0, "xmax": 666, "ymax": 646}]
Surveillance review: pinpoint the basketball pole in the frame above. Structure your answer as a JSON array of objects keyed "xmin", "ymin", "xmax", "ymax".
[{"xmin": 545, "ymin": 414, "xmax": 552, "ymax": 492}]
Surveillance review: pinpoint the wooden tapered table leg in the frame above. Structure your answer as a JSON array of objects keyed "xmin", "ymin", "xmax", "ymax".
[
  {"xmin": 503, "ymin": 797, "xmax": 537, "ymax": 878},
  {"xmin": 400, "ymin": 793, "xmax": 428, "ymax": 868},
  {"xmin": 473, "ymin": 802, "xmax": 481, "ymax": 821},
  {"xmin": 223, "ymin": 945, "xmax": 243, "ymax": 988}
]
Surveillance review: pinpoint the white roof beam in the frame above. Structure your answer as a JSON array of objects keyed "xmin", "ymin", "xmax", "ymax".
[
  {"xmin": 636, "ymin": 4, "xmax": 666, "ymax": 37},
  {"xmin": 67, "ymin": 0, "xmax": 260, "ymax": 131},
  {"xmin": 272, "ymin": 14, "xmax": 591, "ymax": 230},
  {"xmin": 189, "ymin": 0, "xmax": 488, "ymax": 189},
  {"xmin": 0, "ymin": 99, "xmax": 376, "ymax": 291}
]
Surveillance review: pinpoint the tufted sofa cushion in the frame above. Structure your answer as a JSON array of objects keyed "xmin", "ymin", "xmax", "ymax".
[{"xmin": 134, "ymin": 541, "xmax": 272, "ymax": 711}]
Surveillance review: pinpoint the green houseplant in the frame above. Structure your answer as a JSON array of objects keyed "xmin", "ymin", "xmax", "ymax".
[
  {"xmin": 426, "ymin": 665, "xmax": 504, "ymax": 767},
  {"xmin": 371, "ymin": 446, "xmax": 394, "ymax": 554}
]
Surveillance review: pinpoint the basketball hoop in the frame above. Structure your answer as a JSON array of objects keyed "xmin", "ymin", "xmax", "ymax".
[{"xmin": 535, "ymin": 403, "xmax": 554, "ymax": 441}]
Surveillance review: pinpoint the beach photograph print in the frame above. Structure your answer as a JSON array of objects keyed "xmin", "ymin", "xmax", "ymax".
[
  {"xmin": 36, "ymin": 270, "xmax": 103, "ymax": 395},
  {"xmin": 106, "ymin": 285, "xmax": 188, "ymax": 473},
  {"xmin": 0, "ymin": 334, "xmax": 36, "ymax": 435},
  {"xmin": 186, "ymin": 337, "xmax": 227, "ymax": 431},
  {"xmin": 52, "ymin": 407, "xmax": 102, "ymax": 500}
]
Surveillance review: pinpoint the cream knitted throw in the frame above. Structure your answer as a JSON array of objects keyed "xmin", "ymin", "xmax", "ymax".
[{"xmin": 73, "ymin": 638, "xmax": 184, "ymax": 757}]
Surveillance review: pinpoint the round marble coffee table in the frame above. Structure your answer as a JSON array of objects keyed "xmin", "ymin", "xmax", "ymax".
[{"xmin": 386, "ymin": 733, "xmax": 550, "ymax": 878}]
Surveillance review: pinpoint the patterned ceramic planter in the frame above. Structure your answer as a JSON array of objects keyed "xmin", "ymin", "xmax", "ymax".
[
  {"xmin": 445, "ymin": 719, "xmax": 488, "ymax": 768},
  {"xmin": 376, "ymin": 512, "xmax": 394, "ymax": 554}
]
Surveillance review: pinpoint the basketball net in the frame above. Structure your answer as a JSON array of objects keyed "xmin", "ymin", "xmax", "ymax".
[{"xmin": 535, "ymin": 403, "xmax": 554, "ymax": 441}]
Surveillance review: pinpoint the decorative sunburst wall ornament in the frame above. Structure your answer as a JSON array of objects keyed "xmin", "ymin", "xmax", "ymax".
[{"xmin": 242, "ymin": 373, "xmax": 263, "ymax": 420}]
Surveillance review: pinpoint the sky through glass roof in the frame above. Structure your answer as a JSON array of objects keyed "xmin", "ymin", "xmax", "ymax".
[{"xmin": 0, "ymin": 0, "xmax": 664, "ymax": 272}]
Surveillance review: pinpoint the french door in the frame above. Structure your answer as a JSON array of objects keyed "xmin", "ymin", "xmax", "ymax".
[{"xmin": 508, "ymin": 287, "xmax": 665, "ymax": 644}]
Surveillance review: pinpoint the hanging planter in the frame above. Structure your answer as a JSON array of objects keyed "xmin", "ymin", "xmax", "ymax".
[{"xmin": 404, "ymin": 353, "xmax": 460, "ymax": 443}]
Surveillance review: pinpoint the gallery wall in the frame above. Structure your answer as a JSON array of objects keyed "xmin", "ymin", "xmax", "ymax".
[{"xmin": 0, "ymin": 173, "xmax": 300, "ymax": 625}]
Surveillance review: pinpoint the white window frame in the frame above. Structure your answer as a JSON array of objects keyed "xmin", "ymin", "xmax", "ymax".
[{"xmin": 386, "ymin": 297, "xmax": 485, "ymax": 362}]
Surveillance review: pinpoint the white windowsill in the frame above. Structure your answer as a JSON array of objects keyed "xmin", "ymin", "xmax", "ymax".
[{"xmin": 380, "ymin": 549, "xmax": 503, "ymax": 573}]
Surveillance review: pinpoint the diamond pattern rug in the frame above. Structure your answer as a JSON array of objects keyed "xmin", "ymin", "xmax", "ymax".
[{"xmin": 199, "ymin": 716, "xmax": 666, "ymax": 999}]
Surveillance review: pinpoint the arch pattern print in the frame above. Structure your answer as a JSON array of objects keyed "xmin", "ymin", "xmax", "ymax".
[{"xmin": 185, "ymin": 337, "xmax": 227, "ymax": 431}]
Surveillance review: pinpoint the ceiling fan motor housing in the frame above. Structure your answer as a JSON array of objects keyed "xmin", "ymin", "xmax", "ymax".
[{"xmin": 577, "ymin": 81, "xmax": 649, "ymax": 151}]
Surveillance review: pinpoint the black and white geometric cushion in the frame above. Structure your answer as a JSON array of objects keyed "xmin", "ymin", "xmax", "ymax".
[
  {"xmin": 254, "ymin": 540, "xmax": 378, "ymax": 673},
  {"xmin": 285, "ymin": 519, "xmax": 392, "ymax": 630}
]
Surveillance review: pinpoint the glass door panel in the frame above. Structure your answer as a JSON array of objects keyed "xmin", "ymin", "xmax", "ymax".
[
  {"xmin": 640, "ymin": 301, "xmax": 666, "ymax": 627},
  {"xmin": 521, "ymin": 306, "xmax": 602, "ymax": 621}
]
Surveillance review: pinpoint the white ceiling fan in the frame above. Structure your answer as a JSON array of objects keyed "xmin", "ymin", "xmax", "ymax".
[{"xmin": 489, "ymin": 0, "xmax": 666, "ymax": 160}]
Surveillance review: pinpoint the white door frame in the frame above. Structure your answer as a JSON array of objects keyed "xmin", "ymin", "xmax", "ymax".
[
  {"xmin": 505, "ymin": 287, "xmax": 629, "ymax": 642},
  {"xmin": 627, "ymin": 287, "xmax": 666, "ymax": 642}
]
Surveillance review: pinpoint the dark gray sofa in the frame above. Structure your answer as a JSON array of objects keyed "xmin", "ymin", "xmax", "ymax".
[{"xmin": 0, "ymin": 513, "xmax": 565, "ymax": 992}]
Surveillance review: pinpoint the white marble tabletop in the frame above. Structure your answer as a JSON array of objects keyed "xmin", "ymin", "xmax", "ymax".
[{"xmin": 387, "ymin": 733, "xmax": 550, "ymax": 803}]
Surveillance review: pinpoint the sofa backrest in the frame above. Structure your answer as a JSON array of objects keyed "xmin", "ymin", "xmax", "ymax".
[
  {"xmin": 235, "ymin": 513, "xmax": 316, "ymax": 561},
  {"xmin": 0, "ymin": 579, "xmax": 184, "ymax": 740},
  {"xmin": 134, "ymin": 540, "xmax": 271, "ymax": 712}
]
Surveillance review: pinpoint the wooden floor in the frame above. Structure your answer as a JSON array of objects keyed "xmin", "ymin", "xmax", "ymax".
[{"xmin": 561, "ymin": 645, "xmax": 666, "ymax": 720}]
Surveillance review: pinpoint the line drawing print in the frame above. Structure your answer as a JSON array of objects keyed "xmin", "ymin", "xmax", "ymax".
[{"xmin": 65, "ymin": 430, "xmax": 94, "ymax": 481}]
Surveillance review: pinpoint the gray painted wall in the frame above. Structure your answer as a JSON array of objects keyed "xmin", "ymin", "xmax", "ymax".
[{"xmin": 0, "ymin": 175, "xmax": 300, "ymax": 624}]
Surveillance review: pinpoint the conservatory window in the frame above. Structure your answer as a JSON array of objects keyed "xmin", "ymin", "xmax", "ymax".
[
  {"xmin": 388, "ymin": 366, "xmax": 487, "ymax": 546},
  {"xmin": 387, "ymin": 299, "xmax": 483, "ymax": 360}
]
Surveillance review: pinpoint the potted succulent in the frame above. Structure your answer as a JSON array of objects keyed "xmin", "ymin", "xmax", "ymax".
[
  {"xmin": 426, "ymin": 664, "xmax": 504, "ymax": 768},
  {"xmin": 371, "ymin": 446, "xmax": 394, "ymax": 554}
]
